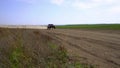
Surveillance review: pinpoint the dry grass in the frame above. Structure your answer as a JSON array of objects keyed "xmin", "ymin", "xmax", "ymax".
[
  {"xmin": 0, "ymin": 28, "xmax": 53, "ymax": 68},
  {"xmin": 0, "ymin": 28, "xmax": 95, "ymax": 68}
]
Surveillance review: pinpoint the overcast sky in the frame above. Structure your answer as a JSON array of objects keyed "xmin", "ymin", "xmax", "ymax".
[{"xmin": 0, "ymin": 0, "xmax": 120, "ymax": 25}]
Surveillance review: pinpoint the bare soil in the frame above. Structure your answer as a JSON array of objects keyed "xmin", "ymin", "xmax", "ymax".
[
  {"xmin": 44, "ymin": 29, "xmax": 120, "ymax": 68},
  {"xmin": 0, "ymin": 28, "xmax": 120, "ymax": 68}
]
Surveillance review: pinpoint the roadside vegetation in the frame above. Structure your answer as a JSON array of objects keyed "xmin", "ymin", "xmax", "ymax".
[
  {"xmin": 56, "ymin": 24, "xmax": 120, "ymax": 29},
  {"xmin": 0, "ymin": 28, "xmax": 95, "ymax": 68}
]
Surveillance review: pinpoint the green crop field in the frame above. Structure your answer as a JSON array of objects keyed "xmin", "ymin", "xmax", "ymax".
[{"xmin": 56, "ymin": 24, "xmax": 120, "ymax": 29}]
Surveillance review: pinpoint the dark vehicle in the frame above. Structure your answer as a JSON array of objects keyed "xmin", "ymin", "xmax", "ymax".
[{"xmin": 47, "ymin": 24, "xmax": 56, "ymax": 29}]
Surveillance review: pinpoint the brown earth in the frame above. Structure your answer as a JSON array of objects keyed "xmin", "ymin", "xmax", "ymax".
[
  {"xmin": 44, "ymin": 29, "xmax": 120, "ymax": 68},
  {"xmin": 0, "ymin": 28, "xmax": 120, "ymax": 68}
]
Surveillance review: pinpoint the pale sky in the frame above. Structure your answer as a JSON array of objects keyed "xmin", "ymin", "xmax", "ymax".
[{"xmin": 0, "ymin": 0, "xmax": 120, "ymax": 25}]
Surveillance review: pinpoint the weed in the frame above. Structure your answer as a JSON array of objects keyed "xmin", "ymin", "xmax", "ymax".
[
  {"xmin": 44, "ymin": 43, "xmax": 96, "ymax": 68},
  {"xmin": 9, "ymin": 31, "xmax": 32, "ymax": 68}
]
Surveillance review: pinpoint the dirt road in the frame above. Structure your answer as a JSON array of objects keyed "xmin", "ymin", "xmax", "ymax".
[{"xmin": 43, "ymin": 29, "xmax": 120, "ymax": 68}]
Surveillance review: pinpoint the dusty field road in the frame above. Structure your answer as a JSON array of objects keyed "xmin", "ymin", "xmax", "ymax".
[{"xmin": 44, "ymin": 29, "xmax": 120, "ymax": 68}]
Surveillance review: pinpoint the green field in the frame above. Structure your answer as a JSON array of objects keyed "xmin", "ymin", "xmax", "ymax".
[{"xmin": 56, "ymin": 24, "xmax": 120, "ymax": 29}]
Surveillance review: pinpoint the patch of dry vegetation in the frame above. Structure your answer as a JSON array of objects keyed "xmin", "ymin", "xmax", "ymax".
[{"xmin": 0, "ymin": 28, "xmax": 95, "ymax": 68}]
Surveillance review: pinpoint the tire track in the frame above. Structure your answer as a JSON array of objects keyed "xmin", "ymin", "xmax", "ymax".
[
  {"xmin": 54, "ymin": 33, "xmax": 120, "ymax": 68},
  {"xmin": 52, "ymin": 32, "xmax": 120, "ymax": 50},
  {"xmin": 46, "ymin": 29, "xmax": 120, "ymax": 68}
]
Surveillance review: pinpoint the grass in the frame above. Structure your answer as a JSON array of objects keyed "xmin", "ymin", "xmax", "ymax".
[
  {"xmin": 56, "ymin": 24, "xmax": 120, "ymax": 29},
  {"xmin": 9, "ymin": 30, "xmax": 32, "ymax": 68},
  {"xmin": 45, "ymin": 43, "xmax": 96, "ymax": 68},
  {"xmin": 45, "ymin": 43, "xmax": 68, "ymax": 68},
  {"xmin": 9, "ymin": 40, "xmax": 94, "ymax": 68},
  {"xmin": 9, "ymin": 45, "xmax": 33, "ymax": 68},
  {"xmin": 8, "ymin": 38, "xmax": 95, "ymax": 68}
]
